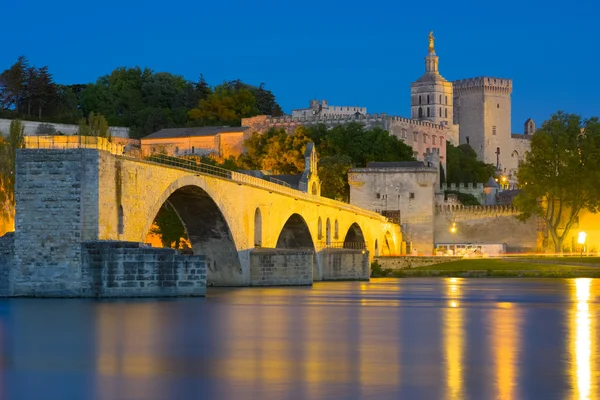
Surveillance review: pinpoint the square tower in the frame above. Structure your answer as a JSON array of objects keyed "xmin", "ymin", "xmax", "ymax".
[{"xmin": 452, "ymin": 77, "xmax": 512, "ymax": 172}]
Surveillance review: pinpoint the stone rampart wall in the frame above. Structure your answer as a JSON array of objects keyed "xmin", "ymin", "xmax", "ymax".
[
  {"xmin": 320, "ymin": 248, "xmax": 369, "ymax": 280},
  {"xmin": 0, "ymin": 118, "xmax": 129, "ymax": 138},
  {"xmin": 81, "ymin": 241, "xmax": 206, "ymax": 297},
  {"xmin": 0, "ymin": 233, "xmax": 14, "ymax": 296},
  {"xmin": 249, "ymin": 248, "xmax": 313, "ymax": 286},
  {"xmin": 374, "ymin": 255, "xmax": 462, "ymax": 270}
]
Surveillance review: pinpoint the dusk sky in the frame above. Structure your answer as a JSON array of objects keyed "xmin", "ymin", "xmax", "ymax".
[{"xmin": 1, "ymin": 0, "xmax": 597, "ymax": 133}]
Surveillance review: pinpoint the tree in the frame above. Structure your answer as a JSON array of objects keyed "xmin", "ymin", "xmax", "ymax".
[
  {"xmin": 35, "ymin": 123, "xmax": 56, "ymax": 135},
  {"xmin": 0, "ymin": 120, "xmax": 25, "ymax": 225},
  {"xmin": 0, "ymin": 56, "xmax": 28, "ymax": 112},
  {"xmin": 239, "ymin": 127, "xmax": 310, "ymax": 173},
  {"xmin": 188, "ymin": 86, "xmax": 258, "ymax": 126},
  {"xmin": 515, "ymin": 112, "xmax": 600, "ymax": 253},
  {"xmin": 150, "ymin": 203, "xmax": 188, "ymax": 249},
  {"xmin": 79, "ymin": 112, "xmax": 110, "ymax": 139},
  {"xmin": 318, "ymin": 154, "xmax": 353, "ymax": 201},
  {"xmin": 446, "ymin": 142, "xmax": 496, "ymax": 183}
]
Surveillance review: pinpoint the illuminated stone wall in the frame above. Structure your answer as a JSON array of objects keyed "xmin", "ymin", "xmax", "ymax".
[
  {"xmin": 249, "ymin": 248, "xmax": 313, "ymax": 286},
  {"xmin": 319, "ymin": 248, "xmax": 369, "ymax": 281}
]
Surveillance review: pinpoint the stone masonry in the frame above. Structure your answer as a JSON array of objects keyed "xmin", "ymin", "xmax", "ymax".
[
  {"xmin": 81, "ymin": 241, "xmax": 206, "ymax": 297},
  {"xmin": 319, "ymin": 248, "xmax": 370, "ymax": 281},
  {"xmin": 0, "ymin": 233, "xmax": 14, "ymax": 297},
  {"xmin": 249, "ymin": 248, "xmax": 313, "ymax": 286}
]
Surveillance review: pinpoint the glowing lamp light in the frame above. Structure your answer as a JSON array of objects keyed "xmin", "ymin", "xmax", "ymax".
[{"xmin": 578, "ymin": 232, "xmax": 587, "ymax": 245}]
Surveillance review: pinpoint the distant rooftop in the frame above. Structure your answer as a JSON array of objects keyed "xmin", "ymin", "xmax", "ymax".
[{"xmin": 143, "ymin": 126, "xmax": 247, "ymax": 140}]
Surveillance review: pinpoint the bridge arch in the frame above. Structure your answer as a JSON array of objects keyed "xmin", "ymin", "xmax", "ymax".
[
  {"xmin": 343, "ymin": 222, "xmax": 366, "ymax": 249},
  {"xmin": 141, "ymin": 176, "xmax": 242, "ymax": 286},
  {"xmin": 276, "ymin": 213, "xmax": 315, "ymax": 250}
]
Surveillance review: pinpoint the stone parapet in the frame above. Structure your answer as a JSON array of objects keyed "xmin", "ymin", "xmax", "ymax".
[
  {"xmin": 81, "ymin": 241, "xmax": 206, "ymax": 297},
  {"xmin": 374, "ymin": 255, "xmax": 462, "ymax": 270},
  {"xmin": 0, "ymin": 233, "xmax": 14, "ymax": 297}
]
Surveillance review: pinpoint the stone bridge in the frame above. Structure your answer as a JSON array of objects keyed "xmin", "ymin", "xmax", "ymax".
[{"xmin": 12, "ymin": 145, "xmax": 400, "ymax": 294}]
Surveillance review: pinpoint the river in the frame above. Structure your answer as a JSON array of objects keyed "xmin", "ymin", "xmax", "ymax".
[{"xmin": 0, "ymin": 278, "xmax": 598, "ymax": 399}]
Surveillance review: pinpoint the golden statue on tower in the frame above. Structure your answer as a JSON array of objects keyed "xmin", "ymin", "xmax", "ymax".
[{"xmin": 428, "ymin": 31, "xmax": 435, "ymax": 54}]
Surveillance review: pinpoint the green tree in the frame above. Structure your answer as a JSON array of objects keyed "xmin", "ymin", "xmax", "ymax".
[
  {"xmin": 318, "ymin": 154, "xmax": 353, "ymax": 201},
  {"xmin": 0, "ymin": 120, "xmax": 25, "ymax": 223},
  {"xmin": 150, "ymin": 203, "xmax": 188, "ymax": 249},
  {"xmin": 79, "ymin": 112, "xmax": 110, "ymax": 139},
  {"xmin": 188, "ymin": 86, "xmax": 258, "ymax": 126},
  {"xmin": 0, "ymin": 56, "xmax": 28, "ymax": 112},
  {"xmin": 239, "ymin": 127, "xmax": 310, "ymax": 173},
  {"xmin": 446, "ymin": 142, "xmax": 496, "ymax": 183},
  {"xmin": 515, "ymin": 112, "xmax": 600, "ymax": 253}
]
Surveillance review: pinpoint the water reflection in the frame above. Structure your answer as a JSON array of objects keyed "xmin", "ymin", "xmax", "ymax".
[
  {"xmin": 444, "ymin": 278, "xmax": 464, "ymax": 400},
  {"xmin": 491, "ymin": 302, "xmax": 521, "ymax": 400},
  {"xmin": 571, "ymin": 279, "xmax": 596, "ymax": 400}
]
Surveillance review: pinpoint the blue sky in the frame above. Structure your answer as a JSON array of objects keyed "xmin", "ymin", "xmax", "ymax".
[{"xmin": 1, "ymin": 0, "xmax": 597, "ymax": 133}]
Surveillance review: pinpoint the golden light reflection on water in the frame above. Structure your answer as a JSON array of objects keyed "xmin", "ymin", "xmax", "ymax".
[
  {"xmin": 570, "ymin": 278, "xmax": 596, "ymax": 400},
  {"xmin": 95, "ymin": 304, "xmax": 167, "ymax": 400},
  {"xmin": 444, "ymin": 278, "xmax": 464, "ymax": 400},
  {"xmin": 491, "ymin": 302, "xmax": 521, "ymax": 400}
]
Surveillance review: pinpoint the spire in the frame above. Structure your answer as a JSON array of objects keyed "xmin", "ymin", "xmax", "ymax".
[{"xmin": 425, "ymin": 31, "xmax": 439, "ymax": 74}]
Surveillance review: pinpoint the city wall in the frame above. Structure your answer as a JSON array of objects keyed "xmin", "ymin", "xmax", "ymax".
[
  {"xmin": 0, "ymin": 118, "xmax": 129, "ymax": 138},
  {"xmin": 434, "ymin": 205, "xmax": 539, "ymax": 252}
]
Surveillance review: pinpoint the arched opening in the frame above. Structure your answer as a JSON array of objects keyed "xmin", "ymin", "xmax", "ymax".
[
  {"xmin": 326, "ymin": 218, "xmax": 332, "ymax": 246},
  {"xmin": 418, "ymin": 107, "xmax": 423, "ymax": 118},
  {"xmin": 374, "ymin": 239, "xmax": 379, "ymax": 256},
  {"xmin": 118, "ymin": 205, "xmax": 124, "ymax": 235},
  {"xmin": 427, "ymin": 107, "xmax": 430, "ymax": 117},
  {"xmin": 276, "ymin": 214, "xmax": 314, "ymax": 250},
  {"xmin": 382, "ymin": 231, "xmax": 393, "ymax": 256},
  {"xmin": 334, "ymin": 220, "xmax": 339, "ymax": 239},
  {"xmin": 254, "ymin": 208, "xmax": 262, "ymax": 247},
  {"xmin": 145, "ymin": 185, "xmax": 241, "ymax": 286},
  {"xmin": 311, "ymin": 181, "xmax": 318, "ymax": 195},
  {"xmin": 317, "ymin": 217, "xmax": 323, "ymax": 240},
  {"xmin": 343, "ymin": 223, "xmax": 366, "ymax": 249}
]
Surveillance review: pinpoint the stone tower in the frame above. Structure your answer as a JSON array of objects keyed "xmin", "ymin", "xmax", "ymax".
[
  {"xmin": 453, "ymin": 77, "xmax": 513, "ymax": 172},
  {"xmin": 411, "ymin": 31, "xmax": 454, "ymax": 127}
]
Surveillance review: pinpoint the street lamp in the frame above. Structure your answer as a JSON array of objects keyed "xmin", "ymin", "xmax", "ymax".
[
  {"xmin": 450, "ymin": 222, "xmax": 457, "ymax": 255},
  {"xmin": 578, "ymin": 231, "xmax": 587, "ymax": 262}
]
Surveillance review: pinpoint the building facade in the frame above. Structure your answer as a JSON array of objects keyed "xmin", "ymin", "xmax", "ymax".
[{"xmin": 291, "ymin": 99, "xmax": 366, "ymax": 119}]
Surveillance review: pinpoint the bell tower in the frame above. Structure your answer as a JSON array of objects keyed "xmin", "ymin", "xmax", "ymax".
[{"xmin": 411, "ymin": 31, "xmax": 454, "ymax": 126}]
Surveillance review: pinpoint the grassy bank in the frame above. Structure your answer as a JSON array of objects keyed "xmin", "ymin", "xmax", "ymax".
[
  {"xmin": 371, "ymin": 259, "xmax": 600, "ymax": 278},
  {"xmin": 505, "ymin": 256, "xmax": 600, "ymax": 265}
]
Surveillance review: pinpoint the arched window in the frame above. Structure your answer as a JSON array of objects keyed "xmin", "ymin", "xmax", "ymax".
[
  {"xmin": 413, "ymin": 132, "xmax": 418, "ymax": 142},
  {"xmin": 418, "ymin": 107, "xmax": 423, "ymax": 118},
  {"xmin": 432, "ymin": 135, "xmax": 437, "ymax": 145},
  {"xmin": 375, "ymin": 239, "xmax": 379, "ymax": 257},
  {"xmin": 318, "ymin": 217, "xmax": 323, "ymax": 240},
  {"xmin": 311, "ymin": 181, "xmax": 317, "ymax": 195},
  {"xmin": 439, "ymin": 107, "xmax": 442, "ymax": 117},
  {"xmin": 439, "ymin": 94, "xmax": 442, "ymax": 103},
  {"xmin": 419, "ymin": 95, "xmax": 422, "ymax": 105},
  {"xmin": 334, "ymin": 220, "xmax": 339, "ymax": 239},
  {"xmin": 326, "ymin": 219, "xmax": 332, "ymax": 246},
  {"xmin": 254, "ymin": 208, "xmax": 262, "ymax": 246},
  {"xmin": 427, "ymin": 108, "xmax": 430, "ymax": 117},
  {"xmin": 427, "ymin": 95, "xmax": 430, "ymax": 104},
  {"xmin": 423, "ymin": 134, "xmax": 428, "ymax": 144},
  {"xmin": 445, "ymin": 95, "xmax": 448, "ymax": 104},
  {"xmin": 445, "ymin": 108, "xmax": 448, "ymax": 118}
]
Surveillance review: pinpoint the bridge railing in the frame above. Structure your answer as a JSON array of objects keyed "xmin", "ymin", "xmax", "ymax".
[
  {"xmin": 319, "ymin": 241, "xmax": 367, "ymax": 250},
  {"xmin": 22, "ymin": 135, "xmax": 387, "ymax": 221}
]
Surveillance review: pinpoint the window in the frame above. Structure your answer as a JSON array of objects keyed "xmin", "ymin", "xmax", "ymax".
[
  {"xmin": 318, "ymin": 217, "xmax": 323, "ymax": 239},
  {"xmin": 401, "ymin": 128, "xmax": 407, "ymax": 138},
  {"xmin": 466, "ymin": 136, "xmax": 470, "ymax": 144},
  {"xmin": 427, "ymin": 95, "xmax": 430, "ymax": 104},
  {"xmin": 413, "ymin": 132, "xmax": 418, "ymax": 142},
  {"xmin": 382, "ymin": 194, "xmax": 387, "ymax": 200},
  {"xmin": 334, "ymin": 220, "xmax": 339, "ymax": 239},
  {"xmin": 439, "ymin": 107, "xmax": 442, "ymax": 117},
  {"xmin": 423, "ymin": 134, "xmax": 427, "ymax": 144},
  {"xmin": 409, "ymin": 192, "xmax": 415, "ymax": 199},
  {"xmin": 497, "ymin": 103, "xmax": 500, "ymax": 108},
  {"xmin": 376, "ymin": 193, "xmax": 381, "ymax": 199},
  {"xmin": 419, "ymin": 96, "xmax": 422, "ymax": 105},
  {"xmin": 432, "ymin": 135, "xmax": 437, "ymax": 145},
  {"xmin": 445, "ymin": 95, "xmax": 448, "ymax": 105},
  {"xmin": 418, "ymin": 107, "xmax": 423, "ymax": 118},
  {"xmin": 427, "ymin": 108, "xmax": 430, "ymax": 117},
  {"xmin": 492, "ymin": 126, "xmax": 497, "ymax": 135},
  {"xmin": 445, "ymin": 108, "xmax": 448, "ymax": 118},
  {"xmin": 439, "ymin": 95, "xmax": 442, "ymax": 103},
  {"xmin": 191, "ymin": 146, "xmax": 195, "ymax": 154}
]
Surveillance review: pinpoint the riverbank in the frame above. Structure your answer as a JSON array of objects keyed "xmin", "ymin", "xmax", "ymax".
[{"xmin": 371, "ymin": 259, "xmax": 600, "ymax": 278}]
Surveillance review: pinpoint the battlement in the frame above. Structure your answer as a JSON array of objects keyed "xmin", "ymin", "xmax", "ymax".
[
  {"xmin": 453, "ymin": 77, "xmax": 512, "ymax": 94},
  {"xmin": 436, "ymin": 204, "xmax": 520, "ymax": 218},
  {"xmin": 389, "ymin": 116, "xmax": 447, "ymax": 131},
  {"xmin": 441, "ymin": 182, "xmax": 484, "ymax": 191},
  {"xmin": 267, "ymin": 113, "xmax": 387, "ymax": 124}
]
